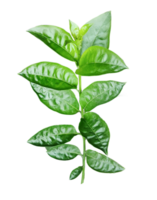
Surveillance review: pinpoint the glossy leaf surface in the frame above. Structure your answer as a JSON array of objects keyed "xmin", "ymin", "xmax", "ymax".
[
  {"xmin": 69, "ymin": 166, "xmax": 83, "ymax": 180},
  {"xmin": 86, "ymin": 150, "xmax": 125, "ymax": 173},
  {"xmin": 79, "ymin": 112, "xmax": 110, "ymax": 154},
  {"xmin": 80, "ymin": 81, "xmax": 125, "ymax": 112},
  {"xmin": 27, "ymin": 25, "xmax": 79, "ymax": 62},
  {"xmin": 47, "ymin": 144, "xmax": 81, "ymax": 160},
  {"xmin": 76, "ymin": 46, "xmax": 128, "ymax": 76},
  {"xmin": 19, "ymin": 62, "xmax": 78, "ymax": 90},
  {"xmin": 81, "ymin": 11, "xmax": 111, "ymax": 55},
  {"xmin": 69, "ymin": 20, "xmax": 79, "ymax": 40},
  {"xmin": 31, "ymin": 83, "xmax": 79, "ymax": 115},
  {"xmin": 27, "ymin": 125, "xmax": 77, "ymax": 146}
]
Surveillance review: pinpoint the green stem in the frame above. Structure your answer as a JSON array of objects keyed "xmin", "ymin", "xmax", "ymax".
[
  {"xmin": 78, "ymin": 75, "xmax": 86, "ymax": 184},
  {"xmin": 81, "ymin": 136, "xmax": 86, "ymax": 184},
  {"xmin": 78, "ymin": 75, "xmax": 83, "ymax": 96}
]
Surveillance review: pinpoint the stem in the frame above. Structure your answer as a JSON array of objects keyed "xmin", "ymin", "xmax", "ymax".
[
  {"xmin": 81, "ymin": 136, "xmax": 86, "ymax": 184},
  {"xmin": 78, "ymin": 75, "xmax": 86, "ymax": 184}
]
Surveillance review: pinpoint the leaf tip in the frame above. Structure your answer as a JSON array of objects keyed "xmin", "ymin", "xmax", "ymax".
[
  {"xmin": 15, "ymin": 72, "xmax": 20, "ymax": 76},
  {"xmin": 24, "ymin": 28, "xmax": 28, "ymax": 33},
  {"xmin": 124, "ymin": 167, "xmax": 128, "ymax": 171},
  {"xmin": 75, "ymin": 69, "xmax": 79, "ymax": 75},
  {"xmin": 124, "ymin": 81, "xmax": 130, "ymax": 85},
  {"xmin": 25, "ymin": 140, "xmax": 28, "ymax": 144},
  {"xmin": 128, "ymin": 67, "xmax": 132, "ymax": 70}
]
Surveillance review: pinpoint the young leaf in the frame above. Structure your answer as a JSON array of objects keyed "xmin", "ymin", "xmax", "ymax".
[
  {"xmin": 78, "ymin": 24, "xmax": 92, "ymax": 40},
  {"xmin": 47, "ymin": 144, "xmax": 81, "ymax": 160},
  {"xmin": 69, "ymin": 20, "xmax": 79, "ymax": 40},
  {"xmin": 76, "ymin": 46, "xmax": 128, "ymax": 76},
  {"xmin": 69, "ymin": 166, "xmax": 83, "ymax": 180},
  {"xmin": 69, "ymin": 23, "xmax": 92, "ymax": 53},
  {"xmin": 27, "ymin": 25, "xmax": 79, "ymax": 62},
  {"xmin": 27, "ymin": 125, "xmax": 78, "ymax": 146},
  {"xmin": 81, "ymin": 11, "xmax": 111, "ymax": 55},
  {"xmin": 74, "ymin": 40, "xmax": 82, "ymax": 51},
  {"xmin": 80, "ymin": 81, "xmax": 125, "ymax": 112},
  {"xmin": 86, "ymin": 150, "xmax": 125, "ymax": 173},
  {"xmin": 31, "ymin": 83, "xmax": 79, "ymax": 115},
  {"xmin": 19, "ymin": 62, "xmax": 78, "ymax": 90},
  {"xmin": 79, "ymin": 112, "xmax": 110, "ymax": 154}
]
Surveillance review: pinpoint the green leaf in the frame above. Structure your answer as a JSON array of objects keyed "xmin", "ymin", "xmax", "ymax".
[
  {"xmin": 27, "ymin": 25, "xmax": 79, "ymax": 62},
  {"xmin": 81, "ymin": 11, "xmax": 111, "ymax": 55},
  {"xmin": 108, "ymin": 10, "xmax": 114, "ymax": 49},
  {"xmin": 69, "ymin": 166, "xmax": 83, "ymax": 180},
  {"xmin": 78, "ymin": 24, "xmax": 92, "ymax": 40},
  {"xmin": 19, "ymin": 62, "xmax": 78, "ymax": 90},
  {"xmin": 69, "ymin": 20, "xmax": 79, "ymax": 40},
  {"xmin": 31, "ymin": 83, "xmax": 79, "ymax": 115},
  {"xmin": 47, "ymin": 144, "xmax": 81, "ymax": 160},
  {"xmin": 74, "ymin": 40, "xmax": 82, "ymax": 51},
  {"xmin": 74, "ymin": 24, "xmax": 92, "ymax": 53},
  {"xmin": 67, "ymin": 21, "xmax": 91, "ymax": 57},
  {"xmin": 86, "ymin": 150, "xmax": 125, "ymax": 173},
  {"xmin": 27, "ymin": 125, "xmax": 78, "ymax": 147},
  {"xmin": 79, "ymin": 112, "xmax": 110, "ymax": 154},
  {"xmin": 80, "ymin": 81, "xmax": 125, "ymax": 112},
  {"xmin": 76, "ymin": 46, "xmax": 128, "ymax": 76}
]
